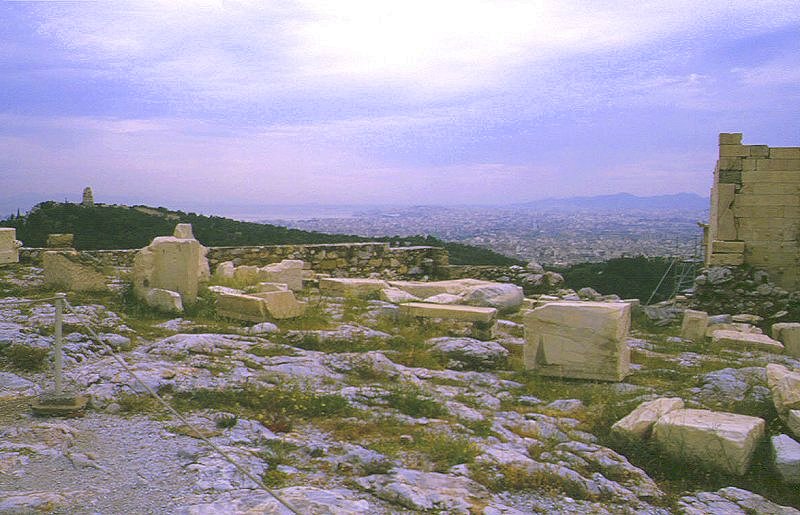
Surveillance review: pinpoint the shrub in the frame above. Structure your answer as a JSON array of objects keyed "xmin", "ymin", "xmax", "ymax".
[{"xmin": 2, "ymin": 345, "xmax": 49, "ymax": 371}]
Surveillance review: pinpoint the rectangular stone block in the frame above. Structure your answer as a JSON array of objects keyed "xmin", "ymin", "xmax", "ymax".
[
  {"xmin": 43, "ymin": 251, "xmax": 108, "ymax": 291},
  {"xmin": 718, "ymin": 170, "xmax": 742, "ymax": 184},
  {"xmin": 713, "ymin": 183, "xmax": 736, "ymax": 241},
  {"xmin": 319, "ymin": 277, "xmax": 389, "ymax": 297},
  {"xmin": 652, "ymin": 409, "xmax": 765, "ymax": 476},
  {"xmin": 681, "ymin": 310, "xmax": 709, "ymax": 342},
  {"xmin": 734, "ymin": 194, "xmax": 800, "ymax": 207},
  {"xmin": 718, "ymin": 157, "xmax": 743, "ymax": 171},
  {"xmin": 523, "ymin": 301, "xmax": 631, "ymax": 382},
  {"xmin": 400, "ymin": 302, "xmax": 497, "ymax": 323},
  {"xmin": 720, "ymin": 144, "xmax": 750, "ymax": 157},
  {"xmin": 708, "ymin": 253, "xmax": 744, "ymax": 266},
  {"xmin": 0, "ymin": 228, "xmax": 20, "ymax": 264},
  {"xmin": 711, "ymin": 329, "xmax": 784, "ymax": 353},
  {"xmin": 740, "ymin": 183, "xmax": 800, "ymax": 195},
  {"xmin": 742, "ymin": 170, "xmax": 800, "ymax": 184},
  {"xmin": 711, "ymin": 240, "xmax": 745, "ymax": 254},
  {"xmin": 756, "ymin": 159, "xmax": 800, "ymax": 172},
  {"xmin": 770, "ymin": 148, "xmax": 800, "ymax": 159},
  {"xmin": 772, "ymin": 323, "xmax": 800, "ymax": 358},
  {"xmin": 749, "ymin": 145, "xmax": 770, "ymax": 158},
  {"xmin": 215, "ymin": 292, "xmax": 268, "ymax": 322},
  {"xmin": 719, "ymin": 133, "xmax": 743, "ymax": 145}
]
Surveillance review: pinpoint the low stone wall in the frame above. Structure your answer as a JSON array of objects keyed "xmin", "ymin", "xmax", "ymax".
[{"xmin": 20, "ymin": 242, "xmax": 449, "ymax": 279}]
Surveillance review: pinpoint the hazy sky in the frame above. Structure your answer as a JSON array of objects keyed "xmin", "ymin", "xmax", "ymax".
[{"xmin": 1, "ymin": 1, "xmax": 798, "ymax": 208}]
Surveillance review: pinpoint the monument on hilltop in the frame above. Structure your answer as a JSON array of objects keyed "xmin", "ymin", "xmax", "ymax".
[{"xmin": 81, "ymin": 187, "xmax": 94, "ymax": 207}]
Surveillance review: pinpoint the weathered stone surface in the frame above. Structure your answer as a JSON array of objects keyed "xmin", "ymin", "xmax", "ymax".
[
  {"xmin": 215, "ymin": 291, "xmax": 268, "ymax": 322},
  {"xmin": 427, "ymin": 337, "xmax": 509, "ymax": 371},
  {"xmin": 253, "ymin": 282, "xmax": 289, "ymax": 293},
  {"xmin": 678, "ymin": 486, "xmax": 800, "ymax": 515},
  {"xmin": 773, "ymin": 322, "xmax": 800, "ymax": 357},
  {"xmin": 523, "ymin": 302, "xmax": 631, "ymax": 382},
  {"xmin": 789, "ymin": 410, "xmax": 800, "ymax": 439},
  {"xmin": 772, "ymin": 434, "xmax": 800, "ymax": 484},
  {"xmin": 319, "ymin": 278, "xmax": 388, "ymax": 297},
  {"xmin": 46, "ymin": 233, "xmax": 74, "ymax": 248},
  {"xmin": 652, "ymin": 409, "xmax": 765, "ymax": 475},
  {"xmin": 0, "ymin": 228, "xmax": 22, "ymax": 264},
  {"xmin": 214, "ymin": 261, "xmax": 235, "ymax": 279},
  {"xmin": 400, "ymin": 302, "xmax": 497, "ymax": 323},
  {"xmin": 356, "ymin": 468, "xmax": 489, "ymax": 512},
  {"xmin": 424, "ymin": 293, "xmax": 463, "ymax": 304},
  {"xmin": 258, "ymin": 259, "xmax": 304, "ymax": 291},
  {"xmin": 611, "ymin": 397, "xmax": 684, "ymax": 441},
  {"xmin": 145, "ymin": 288, "xmax": 183, "ymax": 313},
  {"xmin": 82, "ymin": 186, "xmax": 94, "ymax": 206},
  {"xmin": 681, "ymin": 310, "xmax": 709, "ymax": 341},
  {"xmin": 0, "ymin": 371, "xmax": 41, "ymax": 399},
  {"xmin": 379, "ymin": 287, "xmax": 419, "ymax": 304},
  {"xmin": 173, "ymin": 223, "xmax": 195, "ymax": 239},
  {"xmin": 388, "ymin": 278, "xmax": 488, "ymax": 298},
  {"xmin": 132, "ymin": 235, "xmax": 209, "ymax": 304},
  {"xmin": 711, "ymin": 330, "xmax": 784, "ymax": 353},
  {"xmin": 250, "ymin": 290, "xmax": 306, "ymax": 319},
  {"xmin": 233, "ymin": 265, "xmax": 259, "ymax": 284},
  {"xmin": 462, "ymin": 282, "xmax": 524, "ymax": 313},
  {"xmin": 766, "ymin": 364, "xmax": 800, "ymax": 415},
  {"xmin": 43, "ymin": 251, "xmax": 108, "ymax": 291}
]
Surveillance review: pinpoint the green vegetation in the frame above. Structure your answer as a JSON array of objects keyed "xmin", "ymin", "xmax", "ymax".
[
  {"xmin": 0, "ymin": 344, "xmax": 49, "ymax": 371},
  {"xmin": 385, "ymin": 386, "xmax": 447, "ymax": 419},
  {"xmin": 559, "ymin": 256, "xmax": 676, "ymax": 303},
  {"xmin": 1, "ymin": 201, "xmax": 520, "ymax": 265}
]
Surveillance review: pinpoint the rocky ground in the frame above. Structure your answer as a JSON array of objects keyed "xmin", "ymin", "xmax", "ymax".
[{"xmin": 1, "ymin": 264, "xmax": 799, "ymax": 514}]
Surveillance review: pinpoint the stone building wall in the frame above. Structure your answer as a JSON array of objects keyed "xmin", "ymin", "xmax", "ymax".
[
  {"xmin": 707, "ymin": 133, "xmax": 800, "ymax": 288},
  {"xmin": 20, "ymin": 242, "xmax": 449, "ymax": 279}
]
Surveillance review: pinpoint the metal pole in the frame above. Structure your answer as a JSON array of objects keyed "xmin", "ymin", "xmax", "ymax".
[{"xmin": 54, "ymin": 292, "xmax": 65, "ymax": 396}]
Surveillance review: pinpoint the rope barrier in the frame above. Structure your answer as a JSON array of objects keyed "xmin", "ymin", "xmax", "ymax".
[{"xmin": 61, "ymin": 298, "xmax": 301, "ymax": 515}]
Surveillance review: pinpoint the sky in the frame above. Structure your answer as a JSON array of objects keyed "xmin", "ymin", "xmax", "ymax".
[{"xmin": 1, "ymin": 1, "xmax": 799, "ymax": 211}]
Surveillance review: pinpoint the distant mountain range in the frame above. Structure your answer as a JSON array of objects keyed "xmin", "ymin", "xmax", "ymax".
[{"xmin": 513, "ymin": 193, "xmax": 708, "ymax": 212}]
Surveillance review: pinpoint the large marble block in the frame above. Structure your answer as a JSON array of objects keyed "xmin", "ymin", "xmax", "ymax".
[{"xmin": 523, "ymin": 301, "xmax": 631, "ymax": 381}]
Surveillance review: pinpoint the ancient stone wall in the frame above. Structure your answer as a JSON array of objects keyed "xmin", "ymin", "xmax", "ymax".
[
  {"xmin": 20, "ymin": 242, "xmax": 449, "ymax": 279},
  {"xmin": 707, "ymin": 133, "xmax": 800, "ymax": 289}
]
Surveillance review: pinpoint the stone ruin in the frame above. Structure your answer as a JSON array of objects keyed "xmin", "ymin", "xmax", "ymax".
[
  {"xmin": 132, "ymin": 224, "xmax": 211, "ymax": 312},
  {"xmin": 523, "ymin": 301, "xmax": 631, "ymax": 382},
  {"xmin": 0, "ymin": 228, "xmax": 22, "ymax": 265},
  {"xmin": 43, "ymin": 251, "xmax": 108, "ymax": 292},
  {"xmin": 705, "ymin": 132, "xmax": 800, "ymax": 289}
]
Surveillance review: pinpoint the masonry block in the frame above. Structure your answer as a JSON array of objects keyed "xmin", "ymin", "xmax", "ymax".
[
  {"xmin": 719, "ymin": 133, "xmax": 743, "ymax": 145},
  {"xmin": 711, "ymin": 240, "xmax": 745, "ymax": 254},
  {"xmin": 719, "ymin": 170, "xmax": 742, "ymax": 184},
  {"xmin": 756, "ymin": 159, "xmax": 800, "ymax": 172},
  {"xmin": 718, "ymin": 157, "xmax": 743, "ymax": 171},
  {"xmin": 708, "ymin": 253, "xmax": 745, "ymax": 266},
  {"xmin": 770, "ymin": 148, "xmax": 800, "ymax": 159},
  {"xmin": 719, "ymin": 145, "xmax": 750, "ymax": 157},
  {"xmin": 749, "ymin": 145, "xmax": 770, "ymax": 158}
]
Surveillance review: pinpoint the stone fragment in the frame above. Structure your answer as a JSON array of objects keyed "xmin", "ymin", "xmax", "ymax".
[
  {"xmin": 523, "ymin": 301, "xmax": 631, "ymax": 382},
  {"xmin": 132, "ymin": 234, "xmax": 209, "ymax": 305},
  {"xmin": 388, "ymin": 278, "xmax": 488, "ymax": 298},
  {"xmin": 652, "ymin": 409, "xmax": 765, "ymax": 475},
  {"xmin": 424, "ymin": 293, "xmax": 463, "ymax": 304},
  {"xmin": 214, "ymin": 261, "xmax": 235, "ymax": 279},
  {"xmin": 250, "ymin": 290, "xmax": 307, "ymax": 319},
  {"xmin": 233, "ymin": 265, "xmax": 260, "ymax": 284},
  {"xmin": 462, "ymin": 282, "xmax": 524, "ymax": 313},
  {"xmin": 46, "ymin": 233, "xmax": 74, "ymax": 248},
  {"xmin": 400, "ymin": 302, "xmax": 497, "ymax": 323},
  {"xmin": 772, "ymin": 434, "xmax": 800, "ymax": 484},
  {"xmin": 681, "ymin": 310, "xmax": 709, "ymax": 341},
  {"xmin": 773, "ymin": 322, "xmax": 800, "ymax": 357},
  {"xmin": 215, "ymin": 292, "xmax": 268, "ymax": 322},
  {"xmin": 145, "ymin": 288, "xmax": 183, "ymax": 313},
  {"xmin": 253, "ymin": 282, "xmax": 289, "ymax": 293},
  {"xmin": 43, "ymin": 251, "xmax": 108, "ymax": 291},
  {"xmin": 173, "ymin": 223, "xmax": 194, "ymax": 239},
  {"xmin": 319, "ymin": 278, "xmax": 389, "ymax": 297},
  {"xmin": 789, "ymin": 410, "xmax": 800, "ymax": 439},
  {"xmin": 711, "ymin": 330, "xmax": 784, "ymax": 353},
  {"xmin": 0, "ymin": 228, "xmax": 22, "ymax": 264},
  {"xmin": 258, "ymin": 259, "xmax": 305, "ymax": 291},
  {"xmin": 379, "ymin": 287, "xmax": 420, "ymax": 304},
  {"xmin": 765, "ymin": 364, "xmax": 800, "ymax": 415},
  {"xmin": 611, "ymin": 397, "xmax": 685, "ymax": 441}
]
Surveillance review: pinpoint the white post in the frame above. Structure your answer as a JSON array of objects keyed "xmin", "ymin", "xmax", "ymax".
[{"xmin": 54, "ymin": 293, "xmax": 66, "ymax": 396}]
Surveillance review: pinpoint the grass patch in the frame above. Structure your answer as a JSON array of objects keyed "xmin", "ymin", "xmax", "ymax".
[
  {"xmin": 1, "ymin": 344, "xmax": 49, "ymax": 371},
  {"xmin": 117, "ymin": 392, "xmax": 164, "ymax": 415},
  {"xmin": 172, "ymin": 384, "xmax": 352, "ymax": 432},
  {"xmin": 273, "ymin": 300, "xmax": 333, "ymax": 331},
  {"xmin": 248, "ymin": 344, "xmax": 299, "ymax": 358},
  {"xmin": 420, "ymin": 433, "xmax": 479, "ymax": 472},
  {"xmin": 470, "ymin": 462, "xmax": 598, "ymax": 500},
  {"xmin": 385, "ymin": 386, "xmax": 446, "ymax": 419}
]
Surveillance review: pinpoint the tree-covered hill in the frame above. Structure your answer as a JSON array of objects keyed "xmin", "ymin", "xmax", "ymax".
[{"xmin": 0, "ymin": 202, "xmax": 522, "ymax": 266}]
